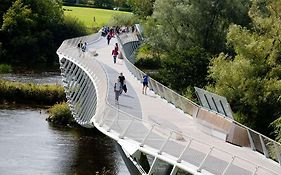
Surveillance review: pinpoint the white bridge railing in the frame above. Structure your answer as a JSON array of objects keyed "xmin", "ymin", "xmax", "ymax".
[{"xmin": 56, "ymin": 32, "xmax": 280, "ymax": 175}]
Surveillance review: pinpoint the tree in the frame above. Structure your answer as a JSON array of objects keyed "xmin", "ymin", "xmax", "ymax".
[
  {"xmin": 127, "ymin": 0, "xmax": 155, "ymax": 18},
  {"xmin": 144, "ymin": 0, "xmax": 251, "ymax": 55},
  {"xmin": 157, "ymin": 47, "xmax": 210, "ymax": 93},
  {"xmin": 207, "ymin": 0, "xmax": 281, "ymax": 136},
  {"xmin": 0, "ymin": 0, "xmax": 86, "ymax": 68}
]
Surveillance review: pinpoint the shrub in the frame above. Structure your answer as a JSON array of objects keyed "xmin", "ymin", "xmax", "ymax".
[
  {"xmin": 0, "ymin": 64, "xmax": 12, "ymax": 74},
  {"xmin": 47, "ymin": 102, "xmax": 76, "ymax": 126}
]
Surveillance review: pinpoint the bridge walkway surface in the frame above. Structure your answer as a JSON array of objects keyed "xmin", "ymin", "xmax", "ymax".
[{"xmin": 78, "ymin": 36, "xmax": 281, "ymax": 175}]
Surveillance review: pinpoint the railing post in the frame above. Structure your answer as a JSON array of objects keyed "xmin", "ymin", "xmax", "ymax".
[
  {"xmin": 140, "ymin": 125, "xmax": 155, "ymax": 147},
  {"xmin": 193, "ymin": 107, "xmax": 200, "ymax": 118},
  {"xmin": 197, "ymin": 147, "xmax": 214, "ymax": 172},
  {"xmin": 177, "ymin": 139, "xmax": 193, "ymax": 163},
  {"xmin": 259, "ymin": 135, "xmax": 269, "ymax": 158},
  {"xmin": 247, "ymin": 129, "xmax": 256, "ymax": 151},
  {"xmin": 119, "ymin": 118, "xmax": 134, "ymax": 139},
  {"xmin": 222, "ymin": 156, "xmax": 235, "ymax": 175},
  {"xmin": 158, "ymin": 131, "xmax": 173, "ymax": 155},
  {"xmin": 274, "ymin": 142, "xmax": 281, "ymax": 165}
]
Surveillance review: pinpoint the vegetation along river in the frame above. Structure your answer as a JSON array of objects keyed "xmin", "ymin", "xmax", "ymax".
[{"xmin": 0, "ymin": 73, "xmax": 129, "ymax": 175}]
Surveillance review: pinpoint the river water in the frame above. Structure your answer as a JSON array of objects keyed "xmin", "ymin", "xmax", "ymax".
[{"xmin": 0, "ymin": 73, "xmax": 129, "ymax": 175}]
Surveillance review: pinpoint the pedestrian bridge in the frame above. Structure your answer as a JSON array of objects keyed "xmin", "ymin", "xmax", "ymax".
[{"xmin": 57, "ymin": 31, "xmax": 281, "ymax": 175}]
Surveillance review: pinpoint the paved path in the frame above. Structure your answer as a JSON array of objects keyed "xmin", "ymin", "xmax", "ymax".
[{"xmin": 86, "ymin": 37, "xmax": 281, "ymax": 175}]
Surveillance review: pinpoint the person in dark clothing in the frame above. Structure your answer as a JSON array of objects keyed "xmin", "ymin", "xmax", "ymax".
[
  {"xmin": 118, "ymin": 73, "xmax": 126, "ymax": 94},
  {"xmin": 77, "ymin": 41, "xmax": 83, "ymax": 48},
  {"xmin": 107, "ymin": 34, "xmax": 111, "ymax": 45},
  {"xmin": 142, "ymin": 74, "xmax": 149, "ymax": 94}
]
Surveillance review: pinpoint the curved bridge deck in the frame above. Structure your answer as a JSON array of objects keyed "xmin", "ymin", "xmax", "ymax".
[{"xmin": 57, "ymin": 33, "xmax": 281, "ymax": 175}]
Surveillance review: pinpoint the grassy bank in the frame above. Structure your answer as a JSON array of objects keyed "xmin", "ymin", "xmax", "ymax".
[
  {"xmin": 63, "ymin": 6, "xmax": 132, "ymax": 28},
  {"xmin": 0, "ymin": 79, "xmax": 66, "ymax": 106}
]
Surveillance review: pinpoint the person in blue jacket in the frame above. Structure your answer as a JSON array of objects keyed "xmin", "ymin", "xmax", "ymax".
[{"xmin": 142, "ymin": 74, "xmax": 149, "ymax": 95}]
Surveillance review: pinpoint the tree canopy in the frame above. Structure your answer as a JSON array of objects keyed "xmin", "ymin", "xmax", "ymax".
[
  {"xmin": 0, "ymin": 0, "xmax": 86, "ymax": 69},
  {"xmin": 207, "ymin": 0, "xmax": 281, "ymax": 135}
]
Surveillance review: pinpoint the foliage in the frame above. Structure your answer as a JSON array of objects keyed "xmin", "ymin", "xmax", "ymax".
[
  {"xmin": 157, "ymin": 47, "xmax": 210, "ymax": 93},
  {"xmin": 271, "ymin": 117, "xmax": 281, "ymax": 143},
  {"xmin": 144, "ymin": 0, "xmax": 251, "ymax": 55},
  {"xmin": 108, "ymin": 13, "xmax": 135, "ymax": 26},
  {"xmin": 0, "ymin": 79, "xmax": 66, "ymax": 105},
  {"xmin": 0, "ymin": 0, "xmax": 86, "ymax": 69},
  {"xmin": 0, "ymin": 64, "xmax": 12, "ymax": 74},
  {"xmin": 207, "ymin": 0, "xmax": 281, "ymax": 135},
  {"xmin": 47, "ymin": 102, "xmax": 76, "ymax": 126},
  {"xmin": 127, "ymin": 0, "xmax": 155, "ymax": 18}
]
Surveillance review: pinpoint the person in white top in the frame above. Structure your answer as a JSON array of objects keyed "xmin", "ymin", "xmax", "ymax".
[{"xmin": 114, "ymin": 78, "xmax": 122, "ymax": 103}]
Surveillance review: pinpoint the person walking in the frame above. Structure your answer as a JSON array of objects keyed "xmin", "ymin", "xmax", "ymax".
[
  {"xmin": 118, "ymin": 73, "xmax": 126, "ymax": 94},
  {"xmin": 82, "ymin": 42, "xmax": 87, "ymax": 52},
  {"xmin": 142, "ymin": 74, "xmax": 149, "ymax": 94},
  {"xmin": 114, "ymin": 43, "xmax": 119, "ymax": 52},
  {"xmin": 112, "ymin": 49, "xmax": 118, "ymax": 64},
  {"xmin": 114, "ymin": 78, "xmax": 122, "ymax": 104},
  {"xmin": 107, "ymin": 34, "xmax": 111, "ymax": 45}
]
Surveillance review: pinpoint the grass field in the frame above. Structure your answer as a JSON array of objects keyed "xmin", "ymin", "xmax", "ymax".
[{"xmin": 63, "ymin": 6, "xmax": 132, "ymax": 29}]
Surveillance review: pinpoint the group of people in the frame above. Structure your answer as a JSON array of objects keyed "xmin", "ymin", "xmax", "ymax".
[
  {"xmin": 102, "ymin": 25, "xmax": 136, "ymax": 38},
  {"xmin": 77, "ymin": 41, "xmax": 87, "ymax": 52},
  {"xmin": 113, "ymin": 72, "xmax": 149, "ymax": 104}
]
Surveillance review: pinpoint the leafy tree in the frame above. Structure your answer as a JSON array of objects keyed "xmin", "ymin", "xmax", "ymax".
[
  {"xmin": 127, "ymin": 0, "xmax": 155, "ymax": 18},
  {"xmin": 157, "ymin": 47, "xmax": 210, "ymax": 93},
  {"xmin": 0, "ymin": 0, "xmax": 86, "ymax": 68},
  {"xmin": 0, "ymin": 0, "xmax": 15, "ymax": 26},
  {"xmin": 208, "ymin": 0, "xmax": 281, "ymax": 136},
  {"xmin": 145, "ymin": 0, "xmax": 251, "ymax": 55}
]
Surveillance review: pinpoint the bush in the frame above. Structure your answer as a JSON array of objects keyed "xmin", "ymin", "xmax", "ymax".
[
  {"xmin": 47, "ymin": 102, "xmax": 76, "ymax": 126},
  {"xmin": 0, "ymin": 64, "xmax": 12, "ymax": 74}
]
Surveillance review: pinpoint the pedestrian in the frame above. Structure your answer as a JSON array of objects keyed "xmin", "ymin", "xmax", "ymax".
[
  {"xmin": 142, "ymin": 74, "xmax": 149, "ymax": 94},
  {"xmin": 82, "ymin": 42, "xmax": 87, "ymax": 52},
  {"xmin": 118, "ymin": 72, "xmax": 126, "ymax": 94},
  {"xmin": 112, "ymin": 49, "xmax": 118, "ymax": 64},
  {"xmin": 114, "ymin": 78, "xmax": 122, "ymax": 104},
  {"xmin": 77, "ymin": 40, "xmax": 83, "ymax": 48},
  {"xmin": 107, "ymin": 34, "xmax": 111, "ymax": 45},
  {"xmin": 114, "ymin": 43, "xmax": 119, "ymax": 52}
]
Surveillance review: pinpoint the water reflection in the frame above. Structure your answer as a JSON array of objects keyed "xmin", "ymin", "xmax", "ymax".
[{"xmin": 0, "ymin": 109, "xmax": 129, "ymax": 175}]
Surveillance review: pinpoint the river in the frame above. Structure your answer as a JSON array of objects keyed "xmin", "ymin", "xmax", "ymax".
[{"xmin": 0, "ymin": 73, "xmax": 129, "ymax": 175}]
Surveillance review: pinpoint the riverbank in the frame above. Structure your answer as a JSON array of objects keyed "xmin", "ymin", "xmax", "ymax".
[
  {"xmin": 0, "ymin": 76, "xmax": 74, "ymax": 126},
  {"xmin": 0, "ymin": 79, "xmax": 66, "ymax": 106}
]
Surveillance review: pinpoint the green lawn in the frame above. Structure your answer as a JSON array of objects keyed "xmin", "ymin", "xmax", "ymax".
[{"xmin": 63, "ymin": 6, "xmax": 131, "ymax": 28}]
